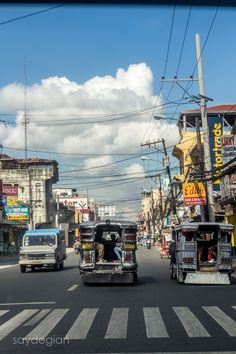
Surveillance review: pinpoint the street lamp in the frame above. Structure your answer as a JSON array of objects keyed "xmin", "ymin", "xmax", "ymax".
[
  {"xmin": 141, "ymin": 156, "xmax": 159, "ymax": 162},
  {"xmin": 154, "ymin": 114, "xmax": 195, "ymax": 128}
]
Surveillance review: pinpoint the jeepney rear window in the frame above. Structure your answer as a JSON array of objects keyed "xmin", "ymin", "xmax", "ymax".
[{"xmin": 24, "ymin": 235, "xmax": 56, "ymax": 246}]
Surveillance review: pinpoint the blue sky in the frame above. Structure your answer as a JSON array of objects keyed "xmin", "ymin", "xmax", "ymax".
[
  {"xmin": 0, "ymin": 4, "xmax": 235, "ymax": 217},
  {"xmin": 0, "ymin": 4, "xmax": 235, "ymax": 101}
]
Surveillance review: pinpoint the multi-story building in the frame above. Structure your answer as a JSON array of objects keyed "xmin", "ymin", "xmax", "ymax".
[
  {"xmin": 172, "ymin": 104, "xmax": 236, "ymax": 222},
  {"xmin": 0, "ymin": 154, "xmax": 58, "ymax": 249}
]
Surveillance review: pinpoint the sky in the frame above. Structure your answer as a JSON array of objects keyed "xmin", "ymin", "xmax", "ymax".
[{"xmin": 0, "ymin": 3, "xmax": 235, "ymax": 220}]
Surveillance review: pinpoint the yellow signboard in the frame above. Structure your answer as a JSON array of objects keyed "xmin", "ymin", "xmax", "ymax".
[
  {"xmin": 7, "ymin": 215, "xmax": 29, "ymax": 221},
  {"xmin": 7, "ymin": 197, "xmax": 18, "ymax": 206},
  {"xmin": 183, "ymin": 182, "xmax": 207, "ymax": 206}
]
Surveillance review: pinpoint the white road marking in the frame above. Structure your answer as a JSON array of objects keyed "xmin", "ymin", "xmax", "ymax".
[
  {"xmin": 173, "ymin": 307, "xmax": 210, "ymax": 337},
  {"xmin": 65, "ymin": 308, "xmax": 98, "ymax": 340},
  {"xmin": 143, "ymin": 307, "xmax": 169, "ymax": 338},
  {"xmin": 0, "ymin": 302, "xmax": 56, "ymax": 306},
  {"xmin": 105, "ymin": 308, "xmax": 129, "ymax": 339},
  {"xmin": 0, "ymin": 309, "xmax": 38, "ymax": 341},
  {"xmin": 23, "ymin": 309, "xmax": 51, "ymax": 326},
  {"xmin": 0, "ymin": 265, "xmax": 17, "ymax": 270},
  {"xmin": 67, "ymin": 284, "xmax": 79, "ymax": 292},
  {"xmin": 203, "ymin": 306, "xmax": 236, "ymax": 336},
  {"xmin": 0, "ymin": 310, "xmax": 9, "ymax": 318},
  {"xmin": 24, "ymin": 309, "xmax": 69, "ymax": 339}
]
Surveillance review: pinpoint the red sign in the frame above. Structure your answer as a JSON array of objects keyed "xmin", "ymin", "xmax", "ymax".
[
  {"xmin": 3, "ymin": 185, "xmax": 18, "ymax": 196},
  {"xmin": 183, "ymin": 182, "xmax": 207, "ymax": 206}
]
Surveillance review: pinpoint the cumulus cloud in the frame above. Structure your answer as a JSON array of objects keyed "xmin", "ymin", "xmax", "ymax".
[{"xmin": 0, "ymin": 63, "xmax": 179, "ymax": 217}]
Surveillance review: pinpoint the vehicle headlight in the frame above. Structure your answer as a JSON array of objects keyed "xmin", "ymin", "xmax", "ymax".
[
  {"xmin": 20, "ymin": 254, "xmax": 28, "ymax": 259},
  {"xmin": 45, "ymin": 253, "xmax": 55, "ymax": 257}
]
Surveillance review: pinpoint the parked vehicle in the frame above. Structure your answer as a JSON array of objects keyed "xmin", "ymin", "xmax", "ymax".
[
  {"xmin": 169, "ymin": 222, "xmax": 234, "ymax": 284},
  {"xmin": 78, "ymin": 219, "xmax": 138, "ymax": 284},
  {"xmin": 19, "ymin": 229, "xmax": 67, "ymax": 273}
]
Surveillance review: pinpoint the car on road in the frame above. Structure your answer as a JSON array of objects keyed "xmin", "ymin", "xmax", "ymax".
[{"xmin": 19, "ymin": 229, "xmax": 67, "ymax": 273}]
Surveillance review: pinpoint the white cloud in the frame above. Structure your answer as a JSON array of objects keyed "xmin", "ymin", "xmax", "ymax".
[{"xmin": 0, "ymin": 63, "xmax": 179, "ymax": 216}]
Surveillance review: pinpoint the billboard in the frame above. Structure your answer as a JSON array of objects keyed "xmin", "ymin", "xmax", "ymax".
[
  {"xmin": 2, "ymin": 185, "xmax": 18, "ymax": 196},
  {"xmin": 207, "ymin": 115, "xmax": 223, "ymax": 191},
  {"xmin": 59, "ymin": 197, "xmax": 89, "ymax": 212},
  {"xmin": 4, "ymin": 206, "xmax": 29, "ymax": 220},
  {"xmin": 222, "ymin": 134, "xmax": 236, "ymax": 163},
  {"xmin": 183, "ymin": 182, "xmax": 207, "ymax": 206}
]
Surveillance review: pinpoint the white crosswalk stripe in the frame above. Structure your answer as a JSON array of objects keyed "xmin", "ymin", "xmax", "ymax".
[
  {"xmin": 105, "ymin": 308, "xmax": 129, "ymax": 339},
  {"xmin": 0, "ymin": 305, "xmax": 236, "ymax": 341},
  {"xmin": 24, "ymin": 309, "xmax": 69, "ymax": 339},
  {"xmin": 0, "ymin": 309, "xmax": 38, "ymax": 341},
  {"xmin": 173, "ymin": 307, "xmax": 210, "ymax": 337},
  {"xmin": 143, "ymin": 307, "xmax": 169, "ymax": 338},
  {"xmin": 203, "ymin": 306, "xmax": 236, "ymax": 337},
  {"xmin": 23, "ymin": 309, "xmax": 51, "ymax": 327},
  {"xmin": 65, "ymin": 308, "xmax": 98, "ymax": 340}
]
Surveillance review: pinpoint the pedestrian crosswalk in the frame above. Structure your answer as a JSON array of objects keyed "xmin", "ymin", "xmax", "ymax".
[{"xmin": 0, "ymin": 306, "xmax": 235, "ymax": 342}]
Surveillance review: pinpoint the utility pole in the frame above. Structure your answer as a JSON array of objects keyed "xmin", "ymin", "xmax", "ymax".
[
  {"xmin": 141, "ymin": 140, "xmax": 177, "ymax": 221},
  {"xmin": 196, "ymin": 32, "xmax": 215, "ymax": 222},
  {"xmin": 161, "ymin": 138, "xmax": 177, "ymax": 218},
  {"xmin": 55, "ymin": 194, "xmax": 60, "ymax": 228}
]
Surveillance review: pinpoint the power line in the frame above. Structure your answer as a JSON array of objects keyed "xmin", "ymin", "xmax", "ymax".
[{"xmin": 0, "ymin": 2, "xmax": 77, "ymax": 27}]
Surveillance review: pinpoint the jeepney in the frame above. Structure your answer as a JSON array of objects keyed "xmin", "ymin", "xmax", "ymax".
[
  {"xmin": 78, "ymin": 219, "xmax": 138, "ymax": 284},
  {"xmin": 169, "ymin": 222, "xmax": 234, "ymax": 284}
]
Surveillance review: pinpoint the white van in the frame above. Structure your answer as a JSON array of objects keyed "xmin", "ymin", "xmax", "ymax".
[{"xmin": 19, "ymin": 229, "xmax": 67, "ymax": 273}]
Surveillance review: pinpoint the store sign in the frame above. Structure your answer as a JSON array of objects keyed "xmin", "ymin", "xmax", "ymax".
[
  {"xmin": 222, "ymin": 135, "xmax": 236, "ymax": 163},
  {"xmin": 208, "ymin": 115, "xmax": 223, "ymax": 191},
  {"xmin": 183, "ymin": 182, "xmax": 207, "ymax": 206},
  {"xmin": 59, "ymin": 197, "xmax": 88, "ymax": 212},
  {"xmin": 3, "ymin": 185, "xmax": 18, "ymax": 196},
  {"xmin": 4, "ymin": 206, "xmax": 29, "ymax": 220}
]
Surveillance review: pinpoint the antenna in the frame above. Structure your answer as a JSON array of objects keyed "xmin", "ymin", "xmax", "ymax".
[{"xmin": 24, "ymin": 57, "xmax": 29, "ymax": 159}]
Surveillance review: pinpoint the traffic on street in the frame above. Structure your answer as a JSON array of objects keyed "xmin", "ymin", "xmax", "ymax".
[
  {"xmin": 1, "ymin": 2, "xmax": 236, "ymax": 354},
  {"xmin": 0, "ymin": 244, "xmax": 236, "ymax": 354}
]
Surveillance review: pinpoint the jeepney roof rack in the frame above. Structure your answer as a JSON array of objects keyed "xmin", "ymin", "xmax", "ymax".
[{"xmin": 175, "ymin": 222, "xmax": 234, "ymax": 232}]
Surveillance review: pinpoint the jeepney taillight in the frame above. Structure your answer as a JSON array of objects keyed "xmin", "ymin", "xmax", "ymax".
[
  {"xmin": 124, "ymin": 251, "xmax": 133, "ymax": 262},
  {"xmin": 83, "ymin": 251, "xmax": 93, "ymax": 263},
  {"xmin": 125, "ymin": 234, "xmax": 136, "ymax": 241}
]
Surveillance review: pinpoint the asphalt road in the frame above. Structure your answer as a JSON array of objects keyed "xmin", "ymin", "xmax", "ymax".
[{"xmin": 0, "ymin": 246, "xmax": 236, "ymax": 354}]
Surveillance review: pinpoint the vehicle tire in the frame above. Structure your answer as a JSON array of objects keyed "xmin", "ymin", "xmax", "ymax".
[
  {"xmin": 59, "ymin": 261, "xmax": 64, "ymax": 270},
  {"xmin": 169, "ymin": 263, "xmax": 174, "ymax": 279},
  {"xmin": 53, "ymin": 260, "xmax": 60, "ymax": 271},
  {"xmin": 177, "ymin": 269, "xmax": 185, "ymax": 283},
  {"xmin": 20, "ymin": 265, "xmax": 26, "ymax": 273},
  {"xmin": 31, "ymin": 266, "xmax": 36, "ymax": 272},
  {"xmin": 133, "ymin": 272, "xmax": 138, "ymax": 285}
]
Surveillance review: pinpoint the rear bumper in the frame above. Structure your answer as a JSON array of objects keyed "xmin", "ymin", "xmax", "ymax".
[
  {"xmin": 80, "ymin": 270, "xmax": 136, "ymax": 283},
  {"xmin": 184, "ymin": 272, "xmax": 230, "ymax": 285}
]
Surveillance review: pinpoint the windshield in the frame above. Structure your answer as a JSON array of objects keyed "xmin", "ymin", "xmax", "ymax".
[{"xmin": 24, "ymin": 235, "xmax": 56, "ymax": 247}]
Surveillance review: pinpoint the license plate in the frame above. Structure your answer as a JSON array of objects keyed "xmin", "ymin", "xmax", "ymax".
[{"xmin": 31, "ymin": 260, "xmax": 42, "ymax": 264}]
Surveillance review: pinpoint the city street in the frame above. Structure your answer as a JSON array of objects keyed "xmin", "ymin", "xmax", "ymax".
[{"xmin": 0, "ymin": 246, "xmax": 236, "ymax": 354}]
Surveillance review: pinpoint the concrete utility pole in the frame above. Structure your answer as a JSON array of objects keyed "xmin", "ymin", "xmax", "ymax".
[
  {"xmin": 196, "ymin": 33, "xmax": 215, "ymax": 222},
  {"xmin": 141, "ymin": 140, "xmax": 177, "ymax": 220}
]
